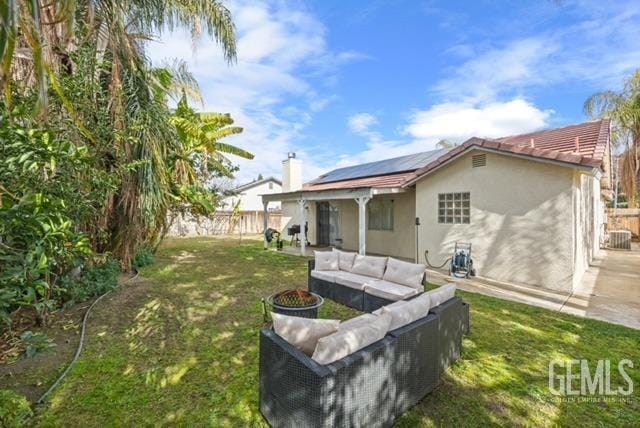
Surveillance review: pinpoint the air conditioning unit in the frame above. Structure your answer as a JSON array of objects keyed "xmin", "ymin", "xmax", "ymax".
[{"xmin": 609, "ymin": 230, "xmax": 632, "ymax": 250}]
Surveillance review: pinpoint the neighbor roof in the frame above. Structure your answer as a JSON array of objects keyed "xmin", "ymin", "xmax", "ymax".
[
  {"xmin": 303, "ymin": 149, "xmax": 447, "ymax": 191},
  {"xmin": 405, "ymin": 119, "xmax": 610, "ymax": 186},
  {"xmin": 234, "ymin": 176, "xmax": 281, "ymax": 193}
]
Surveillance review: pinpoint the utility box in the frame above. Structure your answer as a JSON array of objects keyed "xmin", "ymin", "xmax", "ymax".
[{"xmin": 609, "ymin": 230, "xmax": 632, "ymax": 250}]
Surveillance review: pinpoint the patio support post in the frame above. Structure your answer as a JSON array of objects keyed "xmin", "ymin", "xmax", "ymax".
[
  {"xmin": 356, "ymin": 196, "xmax": 370, "ymax": 255},
  {"xmin": 299, "ymin": 199, "xmax": 307, "ymax": 256},
  {"xmin": 263, "ymin": 200, "xmax": 269, "ymax": 249}
]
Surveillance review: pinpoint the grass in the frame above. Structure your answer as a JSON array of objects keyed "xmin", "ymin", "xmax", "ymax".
[{"xmin": 31, "ymin": 237, "xmax": 640, "ymax": 426}]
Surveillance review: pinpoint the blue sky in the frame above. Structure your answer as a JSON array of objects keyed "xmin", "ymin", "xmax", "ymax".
[{"xmin": 147, "ymin": 0, "xmax": 640, "ymax": 183}]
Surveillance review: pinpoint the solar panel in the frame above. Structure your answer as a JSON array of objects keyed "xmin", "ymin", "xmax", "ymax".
[{"xmin": 315, "ymin": 149, "xmax": 448, "ymax": 184}]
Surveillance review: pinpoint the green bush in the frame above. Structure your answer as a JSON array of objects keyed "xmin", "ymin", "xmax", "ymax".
[
  {"xmin": 133, "ymin": 246, "xmax": 155, "ymax": 269},
  {"xmin": 57, "ymin": 258, "xmax": 120, "ymax": 305},
  {"xmin": 20, "ymin": 331, "xmax": 56, "ymax": 358},
  {"xmin": 0, "ymin": 390, "xmax": 32, "ymax": 427}
]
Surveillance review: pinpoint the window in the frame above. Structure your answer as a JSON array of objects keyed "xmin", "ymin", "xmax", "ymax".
[
  {"xmin": 368, "ymin": 199, "xmax": 394, "ymax": 231},
  {"xmin": 438, "ymin": 193, "xmax": 470, "ymax": 224}
]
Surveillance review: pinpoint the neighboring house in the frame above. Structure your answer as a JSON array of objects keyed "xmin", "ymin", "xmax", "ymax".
[
  {"xmin": 221, "ymin": 176, "xmax": 282, "ymax": 211},
  {"xmin": 263, "ymin": 120, "xmax": 613, "ymax": 293}
]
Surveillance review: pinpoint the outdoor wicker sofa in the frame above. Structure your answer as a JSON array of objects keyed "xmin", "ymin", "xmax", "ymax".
[
  {"xmin": 259, "ymin": 294, "xmax": 469, "ymax": 427},
  {"xmin": 308, "ymin": 251, "xmax": 428, "ymax": 312}
]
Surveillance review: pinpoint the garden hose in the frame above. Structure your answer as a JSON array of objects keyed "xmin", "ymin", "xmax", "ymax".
[
  {"xmin": 36, "ymin": 269, "xmax": 139, "ymax": 404},
  {"xmin": 424, "ymin": 250, "xmax": 450, "ymax": 269}
]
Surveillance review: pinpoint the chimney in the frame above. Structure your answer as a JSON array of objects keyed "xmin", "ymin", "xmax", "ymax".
[
  {"xmin": 574, "ymin": 136, "xmax": 580, "ymax": 152},
  {"xmin": 282, "ymin": 152, "xmax": 302, "ymax": 192},
  {"xmin": 530, "ymin": 138, "xmax": 535, "ymax": 148}
]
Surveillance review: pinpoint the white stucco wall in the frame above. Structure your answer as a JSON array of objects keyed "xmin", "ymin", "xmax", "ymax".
[
  {"xmin": 335, "ymin": 190, "xmax": 416, "ymax": 261},
  {"xmin": 572, "ymin": 171, "xmax": 602, "ymax": 289},
  {"xmin": 415, "ymin": 150, "xmax": 577, "ymax": 292},
  {"xmin": 281, "ymin": 200, "xmax": 316, "ymax": 244},
  {"xmin": 222, "ymin": 180, "xmax": 281, "ymax": 211}
]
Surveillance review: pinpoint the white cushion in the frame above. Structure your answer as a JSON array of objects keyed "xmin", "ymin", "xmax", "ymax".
[
  {"xmin": 311, "ymin": 270, "xmax": 337, "ymax": 283},
  {"xmin": 271, "ymin": 312, "xmax": 339, "ymax": 356},
  {"xmin": 383, "ymin": 258, "xmax": 426, "ymax": 291},
  {"xmin": 315, "ymin": 251, "xmax": 339, "ymax": 271},
  {"xmin": 333, "ymin": 271, "xmax": 375, "ymax": 290},
  {"xmin": 351, "ymin": 254, "xmax": 388, "ymax": 279},
  {"xmin": 311, "ymin": 313, "xmax": 392, "ymax": 365},
  {"xmin": 332, "ymin": 249, "xmax": 357, "ymax": 272},
  {"xmin": 381, "ymin": 293, "xmax": 431, "ymax": 330},
  {"xmin": 372, "ymin": 299, "xmax": 406, "ymax": 316},
  {"xmin": 339, "ymin": 313, "xmax": 378, "ymax": 330},
  {"xmin": 425, "ymin": 283, "xmax": 456, "ymax": 307},
  {"xmin": 364, "ymin": 280, "xmax": 419, "ymax": 301}
]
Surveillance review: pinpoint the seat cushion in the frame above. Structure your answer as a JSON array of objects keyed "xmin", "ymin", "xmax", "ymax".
[
  {"xmin": 351, "ymin": 254, "xmax": 388, "ymax": 279},
  {"xmin": 332, "ymin": 249, "xmax": 357, "ymax": 272},
  {"xmin": 315, "ymin": 250, "xmax": 339, "ymax": 271},
  {"xmin": 383, "ymin": 258, "xmax": 426, "ymax": 291},
  {"xmin": 271, "ymin": 312, "xmax": 340, "ymax": 356},
  {"xmin": 311, "ymin": 313, "xmax": 391, "ymax": 365},
  {"xmin": 333, "ymin": 271, "xmax": 374, "ymax": 290},
  {"xmin": 364, "ymin": 280, "xmax": 419, "ymax": 301},
  {"xmin": 310, "ymin": 270, "xmax": 337, "ymax": 283},
  {"xmin": 381, "ymin": 293, "xmax": 431, "ymax": 330},
  {"xmin": 425, "ymin": 283, "xmax": 456, "ymax": 307}
]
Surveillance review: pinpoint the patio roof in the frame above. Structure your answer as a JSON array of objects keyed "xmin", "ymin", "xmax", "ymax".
[{"xmin": 261, "ymin": 185, "xmax": 405, "ymax": 203}]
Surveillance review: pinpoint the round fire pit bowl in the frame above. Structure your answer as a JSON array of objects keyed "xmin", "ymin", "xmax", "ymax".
[{"xmin": 265, "ymin": 289, "xmax": 324, "ymax": 319}]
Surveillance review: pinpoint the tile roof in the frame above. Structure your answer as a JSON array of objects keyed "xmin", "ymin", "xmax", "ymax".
[
  {"xmin": 302, "ymin": 172, "xmax": 416, "ymax": 191},
  {"xmin": 406, "ymin": 119, "xmax": 610, "ymax": 186},
  {"xmin": 302, "ymin": 119, "xmax": 611, "ymax": 192}
]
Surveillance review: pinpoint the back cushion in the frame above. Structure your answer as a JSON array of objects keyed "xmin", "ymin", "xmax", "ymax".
[
  {"xmin": 332, "ymin": 249, "xmax": 357, "ymax": 272},
  {"xmin": 311, "ymin": 313, "xmax": 392, "ymax": 365},
  {"xmin": 351, "ymin": 254, "xmax": 388, "ymax": 279},
  {"xmin": 271, "ymin": 312, "xmax": 339, "ymax": 356},
  {"xmin": 426, "ymin": 283, "xmax": 456, "ymax": 307},
  {"xmin": 315, "ymin": 250, "xmax": 339, "ymax": 271},
  {"xmin": 383, "ymin": 258, "xmax": 426, "ymax": 290},
  {"xmin": 381, "ymin": 293, "xmax": 431, "ymax": 330}
]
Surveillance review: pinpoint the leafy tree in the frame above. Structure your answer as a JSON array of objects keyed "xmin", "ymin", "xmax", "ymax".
[{"xmin": 585, "ymin": 70, "xmax": 640, "ymax": 207}]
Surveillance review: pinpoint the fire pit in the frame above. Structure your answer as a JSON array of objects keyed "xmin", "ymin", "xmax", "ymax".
[{"xmin": 265, "ymin": 289, "xmax": 324, "ymax": 319}]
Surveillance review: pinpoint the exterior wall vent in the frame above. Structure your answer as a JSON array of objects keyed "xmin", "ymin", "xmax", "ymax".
[{"xmin": 472, "ymin": 154, "xmax": 487, "ymax": 168}]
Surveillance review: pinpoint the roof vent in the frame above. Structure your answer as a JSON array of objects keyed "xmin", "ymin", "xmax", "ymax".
[{"xmin": 472, "ymin": 154, "xmax": 487, "ymax": 168}]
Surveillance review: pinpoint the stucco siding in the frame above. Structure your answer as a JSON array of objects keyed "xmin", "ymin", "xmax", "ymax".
[
  {"xmin": 415, "ymin": 151, "xmax": 576, "ymax": 292},
  {"xmin": 336, "ymin": 189, "xmax": 416, "ymax": 260},
  {"xmin": 572, "ymin": 171, "xmax": 601, "ymax": 289}
]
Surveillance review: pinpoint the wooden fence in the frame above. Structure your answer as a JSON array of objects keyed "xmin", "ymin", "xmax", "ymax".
[
  {"xmin": 168, "ymin": 210, "xmax": 284, "ymax": 237},
  {"xmin": 607, "ymin": 208, "xmax": 640, "ymax": 239}
]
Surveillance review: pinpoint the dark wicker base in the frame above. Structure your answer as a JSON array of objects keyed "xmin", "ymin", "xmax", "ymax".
[{"xmin": 271, "ymin": 306, "xmax": 319, "ymax": 319}]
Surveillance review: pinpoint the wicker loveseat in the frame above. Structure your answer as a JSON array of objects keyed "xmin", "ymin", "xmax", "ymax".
[
  {"xmin": 308, "ymin": 251, "xmax": 427, "ymax": 312},
  {"xmin": 259, "ymin": 294, "xmax": 469, "ymax": 427}
]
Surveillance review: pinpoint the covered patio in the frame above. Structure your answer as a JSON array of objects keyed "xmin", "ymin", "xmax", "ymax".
[{"xmin": 261, "ymin": 186, "xmax": 407, "ymax": 257}]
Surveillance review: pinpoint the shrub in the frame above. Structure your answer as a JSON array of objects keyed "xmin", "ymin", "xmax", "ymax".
[
  {"xmin": 57, "ymin": 258, "xmax": 120, "ymax": 305},
  {"xmin": 0, "ymin": 390, "xmax": 33, "ymax": 427},
  {"xmin": 20, "ymin": 331, "xmax": 56, "ymax": 358},
  {"xmin": 133, "ymin": 246, "xmax": 155, "ymax": 269}
]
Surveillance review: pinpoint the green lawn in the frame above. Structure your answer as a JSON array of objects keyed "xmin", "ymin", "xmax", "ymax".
[{"xmin": 35, "ymin": 237, "xmax": 639, "ymax": 426}]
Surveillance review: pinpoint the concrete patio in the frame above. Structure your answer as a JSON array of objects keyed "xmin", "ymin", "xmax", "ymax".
[{"xmin": 429, "ymin": 244, "xmax": 640, "ymax": 330}]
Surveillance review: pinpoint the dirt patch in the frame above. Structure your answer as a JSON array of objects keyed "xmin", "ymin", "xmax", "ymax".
[{"xmin": 0, "ymin": 273, "xmax": 136, "ymax": 403}]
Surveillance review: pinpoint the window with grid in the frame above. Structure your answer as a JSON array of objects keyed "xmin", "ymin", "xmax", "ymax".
[
  {"xmin": 438, "ymin": 192, "xmax": 470, "ymax": 224},
  {"xmin": 368, "ymin": 199, "xmax": 394, "ymax": 231}
]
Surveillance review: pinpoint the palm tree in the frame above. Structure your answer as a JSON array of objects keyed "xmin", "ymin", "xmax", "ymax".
[
  {"xmin": 584, "ymin": 70, "xmax": 640, "ymax": 207},
  {"xmin": 0, "ymin": 0, "xmax": 236, "ymax": 113}
]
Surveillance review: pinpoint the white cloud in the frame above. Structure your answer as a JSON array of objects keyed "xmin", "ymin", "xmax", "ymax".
[
  {"xmin": 348, "ymin": 113, "xmax": 378, "ymax": 135},
  {"xmin": 146, "ymin": 0, "xmax": 362, "ymax": 183},
  {"xmin": 405, "ymin": 99, "xmax": 553, "ymax": 142}
]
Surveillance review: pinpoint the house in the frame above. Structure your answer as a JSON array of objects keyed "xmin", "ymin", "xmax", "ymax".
[
  {"xmin": 262, "ymin": 120, "xmax": 612, "ymax": 293},
  {"xmin": 221, "ymin": 176, "xmax": 282, "ymax": 211}
]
